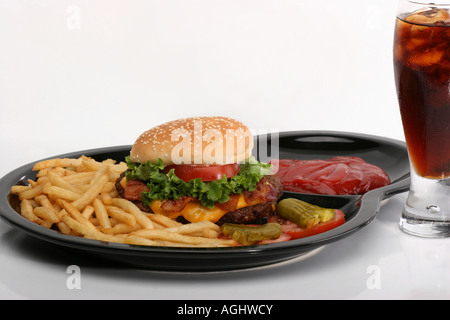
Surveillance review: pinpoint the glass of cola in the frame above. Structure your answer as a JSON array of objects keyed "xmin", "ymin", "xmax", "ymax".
[{"xmin": 394, "ymin": 0, "xmax": 450, "ymax": 237}]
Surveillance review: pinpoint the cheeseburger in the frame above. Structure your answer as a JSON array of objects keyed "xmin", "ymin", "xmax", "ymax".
[{"xmin": 115, "ymin": 116, "xmax": 283, "ymax": 225}]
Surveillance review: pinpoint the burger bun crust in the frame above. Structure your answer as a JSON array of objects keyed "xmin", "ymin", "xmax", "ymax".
[{"xmin": 130, "ymin": 116, "xmax": 254, "ymax": 165}]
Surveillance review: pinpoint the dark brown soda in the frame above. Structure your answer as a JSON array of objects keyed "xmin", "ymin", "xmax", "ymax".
[{"xmin": 394, "ymin": 8, "xmax": 450, "ymax": 178}]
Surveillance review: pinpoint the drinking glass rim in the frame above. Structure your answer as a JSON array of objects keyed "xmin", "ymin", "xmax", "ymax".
[{"xmin": 406, "ymin": 0, "xmax": 450, "ymax": 6}]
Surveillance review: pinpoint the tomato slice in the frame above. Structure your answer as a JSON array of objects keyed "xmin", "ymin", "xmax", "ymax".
[
  {"xmin": 283, "ymin": 209, "xmax": 345, "ymax": 240},
  {"xmin": 164, "ymin": 163, "xmax": 240, "ymax": 182},
  {"xmin": 259, "ymin": 233, "xmax": 292, "ymax": 244},
  {"xmin": 267, "ymin": 209, "xmax": 345, "ymax": 241}
]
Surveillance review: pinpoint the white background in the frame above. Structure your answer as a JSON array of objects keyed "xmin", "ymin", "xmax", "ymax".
[
  {"xmin": 0, "ymin": 0, "xmax": 404, "ymax": 175},
  {"xmin": 2, "ymin": 0, "xmax": 449, "ymax": 300}
]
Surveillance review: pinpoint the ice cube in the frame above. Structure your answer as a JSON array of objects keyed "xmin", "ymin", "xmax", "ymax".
[
  {"xmin": 406, "ymin": 8, "xmax": 450, "ymax": 25},
  {"xmin": 408, "ymin": 48, "xmax": 445, "ymax": 68},
  {"xmin": 409, "ymin": 25, "xmax": 432, "ymax": 47},
  {"xmin": 394, "ymin": 42, "xmax": 405, "ymax": 62}
]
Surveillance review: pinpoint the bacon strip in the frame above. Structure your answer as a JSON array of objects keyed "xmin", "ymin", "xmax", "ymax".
[
  {"xmin": 161, "ymin": 196, "xmax": 196, "ymax": 212},
  {"xmin": 244, "ymin": 176, "xmax": 279, "ymax": 206},
  {"xmin": 124, "ymin": 179, "xmax": 149, "ymax": 201},
  {"xmin": 215, "ymin": 194, "xmax": 240, "ymax": 212}
]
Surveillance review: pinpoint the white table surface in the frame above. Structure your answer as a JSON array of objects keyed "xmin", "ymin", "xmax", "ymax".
[{"xmin": 1, "ymin": 0, "xmax": 450, "ymax": 300}]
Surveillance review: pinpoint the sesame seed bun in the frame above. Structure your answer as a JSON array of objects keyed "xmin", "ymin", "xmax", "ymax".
[{"xmin": 129, "ymin": 117, "xmax": 254, "ymax": 165}]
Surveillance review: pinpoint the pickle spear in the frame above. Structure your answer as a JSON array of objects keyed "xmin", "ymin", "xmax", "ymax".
[
  {"xmin": 276, "ymin": 198, "xmax": 336, "ymax": 229},
  {"xmin": 220, "ymin": 223, "xmax": 282, "ymax": 245}
]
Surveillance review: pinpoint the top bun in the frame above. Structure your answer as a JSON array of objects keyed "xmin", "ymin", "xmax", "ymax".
[{"xmin": 129, "ymin": 116, "xmax": 254, "ymax": 165}]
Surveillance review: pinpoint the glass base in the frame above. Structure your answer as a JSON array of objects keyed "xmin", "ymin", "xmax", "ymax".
[
  {"xmin": 399, "ymin": 215, "xmax": 450, "ymax": 238},
  {"xmin": 400, "ymin": 172, "xmax": 450, "ymax": 238}
]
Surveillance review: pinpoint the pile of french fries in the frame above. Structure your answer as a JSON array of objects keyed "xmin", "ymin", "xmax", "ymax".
[{"xmin": 10, "ymin": 156, "xmax": 236, "ymax": 247}]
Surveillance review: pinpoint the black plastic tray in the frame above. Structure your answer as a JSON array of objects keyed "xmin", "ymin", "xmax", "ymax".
[{"xmin": 0, "ymin": 131, "xmax": 410, "ymax": 272}]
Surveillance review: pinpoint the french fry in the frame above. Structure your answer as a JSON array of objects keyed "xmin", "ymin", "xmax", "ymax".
[
  {"xmin": 47, "ymin": 170, "xmax": 83, "ymax": 194},
  {"xmin": 78, "ymin": 181, "xmax": 112, "ymax": 193},
  {"xmin": 32, "ymin": 158, "xmax": 83, "ymax": 171},
  {"xmin": 27, "ymin": 179, "xmax": 37, "ymax": 188},
  {"xmin": 131, "ymin": 229, "xmax": 235, "ymax": 247},
  {"xmin": 92, "ymin": 198, "xmax": 111, "ymax": 229},
  {"xmin": 125, "ymin": 234, "xmax": 158, "ymax": 246},
  {"xmin": 35, "ymin": 194, "xmax": 54, "ymax": 209},
  {"xmin": 59, "ymin": 199, "xmax": 98, "ymax": 231},
  {"xmin": 10, "ymin": 185, "xmax": 31, "ymax": 194},
  {"xmin": 36, "ymin": 176, "xmax": 49, "ymax": 185},
  {"xmin": 111, "ymin": 198, "xmax": 154, "ymax": 229},
  {"xmin": 71, "ymin": 174, "xmax": 108, "ymax": 210},
  {"xmin": 89, "ymin": 217, "xmax": 100, "ymax": 226},
  {"xmin": 33, "ymin": 206, "xmax": 59, "ymax": 224},
  {"xmin": 102, "ymin": 182, "xmax": 115, "ymax": 193},
  {"xmin": 150, "ymin": 213, "xmax": 183, "ymax": 228},
  {"xmin": 61, "ymin": 171, "xmax": 95, "ymax": 184},
  {"xmin": 20, "ymin": 199, "xmax": 42, "ymax": 224},
  {"xmin": 39, "ymin": 219, "xmax": 54, "ymax": 229},
  {"xmin": 151, "ymin": 240, "xmax": 226, "ymax": 248},
  {"xmin": 87, "ymin": 165, "xmax": 110, "ymax": 186},
  {"xmin": 12, "ymin": 156, "xmax": 239, "ymax": 248},
  {"xmin": 77, "ymin": 159, "xmax": 103, "ymax": 172},
  {"xmin": 36, "ymin": 167, "xmax": 76, "ymax": 178},
  {"xmin": 56, "ymin": 215, "xmax": 72, "ymax": 235},
  {"xmin": 102, "ymin": 159, "xmax": 116, "ymax": 165},
  {"xmin": 60, "ymin": 214, "xmax": 119, "ymax": 242},
  {"xmin": 81, "ymin": 205, "xmax": 95, "ymax": 219},
  {"xmin": 44, "ymin": 185, "xmax": 81, "ymax": 202},
  {"xmin": 19, "ymin": 183, "xmax": 47, "ymax": 200},
  {"xmin": 108, "ymin": 172, "xmax": 122, "ymax": 184},
  {"xmin": 102, "ymin": 223, "xmax": 137, "ymax": 235},
  {"xmin": 109, "ymin": 189, "xmax": 119, "ymax": 198},
  {"xmin": 105, "ymin": 205, "xmax": 136, "ymax": 227},
  {"xmin": 28, "ymin": 199, "xmax": 39, "ymax": 209},
  {"xmin": 201, "ymin": 228, "xmax": 220, "ymax": 239},
  {"xmin": 163, "ymin": 221, "xmax": 220, "ymax": 235},
  {"xmin": 52, "ymin": 200, "xmax": 62, "ymax": 213},
  {"xmin": 100, "ymin": 192, "xmax": 113, "ymax": 205}
]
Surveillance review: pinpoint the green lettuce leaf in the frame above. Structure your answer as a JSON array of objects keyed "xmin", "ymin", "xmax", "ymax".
[{"xmin": 125, "ymin": 156, "xmax": 273, "ymax": 209}]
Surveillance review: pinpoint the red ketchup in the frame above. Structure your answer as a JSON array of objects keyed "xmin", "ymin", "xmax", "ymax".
[{"xmin": 272, "ymin": 157, "xmax": 391, "ymax": 195}]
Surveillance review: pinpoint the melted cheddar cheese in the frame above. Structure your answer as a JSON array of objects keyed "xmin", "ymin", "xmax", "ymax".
[{"xmin": 150, "ymin": 194, "xmax": 256, "ymax": 223}]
